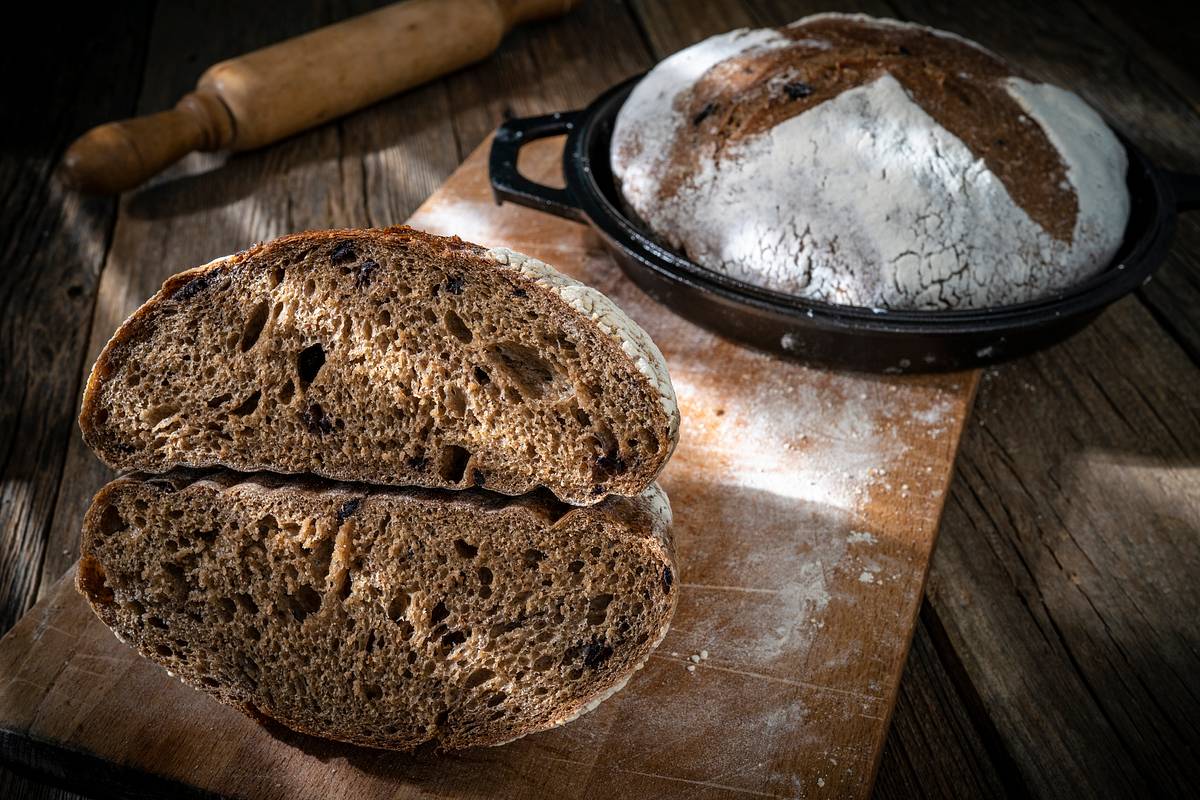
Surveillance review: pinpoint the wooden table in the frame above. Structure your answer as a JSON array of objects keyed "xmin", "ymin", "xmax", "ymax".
[{"xmin": 2, "ymin": 1, "xmax": 1197, "ymax": 797}]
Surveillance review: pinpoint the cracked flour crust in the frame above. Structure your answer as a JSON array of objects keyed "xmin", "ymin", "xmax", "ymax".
[{"xmin": 611, "ymin": 14, "xmax": 1130, "ymax": 310}]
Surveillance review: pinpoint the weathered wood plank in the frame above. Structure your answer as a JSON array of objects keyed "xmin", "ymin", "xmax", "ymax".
[
  {"xmin": 872, "ymin": 603, "xmax": 1012, "ymax": 800},
  {"xmin": 0, "ymin": 1, "xmax": 152, "ymax": 632},
  {"xmin": 0, "ymin": 767, "xmax": 85, "ymax": 800}
]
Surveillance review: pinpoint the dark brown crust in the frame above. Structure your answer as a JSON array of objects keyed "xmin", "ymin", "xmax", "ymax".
[
  {"xmin": 656, "ymin": 17, "xmax": 1076, "ymax": 242},
  {"xmin": 77, "ymin": 471, "xmax": 676, "ymax": 751},
  {"xmin": 78, "ymin": 225, "xmax": 674, "ymax": 506}
]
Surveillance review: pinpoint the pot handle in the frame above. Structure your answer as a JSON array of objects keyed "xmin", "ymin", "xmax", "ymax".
[
  {"xmin": 489, "ymin": 112, "xmax": 585, "ymax": 223},
  {"xmin": 1169, "ymin": 170, "xmax": 1200, "ymax": 213}
]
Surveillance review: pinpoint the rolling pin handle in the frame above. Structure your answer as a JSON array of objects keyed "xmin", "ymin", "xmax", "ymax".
[
  {"xmin": 497, "ymin": 0, "xmax": 582, "ymax": 29},
  {"xmin": 60, "ymin": 90, "xmax": 235, "ymax": 195}
]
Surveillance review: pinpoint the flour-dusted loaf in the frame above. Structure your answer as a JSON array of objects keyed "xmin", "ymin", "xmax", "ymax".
[
  {"xmin": 611, "ymin": 13, "xmax": 1130, "ymax": 310},
  {"xmin": 79, "ymin": 227, "xmax": 678, "ymax": 506},
  {"xmin": 77, "ymin": 471, "xmax": 677, "ymax": 750}
]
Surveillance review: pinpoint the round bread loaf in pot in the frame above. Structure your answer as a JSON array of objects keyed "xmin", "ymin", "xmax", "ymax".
[{"xmin": 611, "ymin": 13, "xmax": 1130, "ymax": 311}]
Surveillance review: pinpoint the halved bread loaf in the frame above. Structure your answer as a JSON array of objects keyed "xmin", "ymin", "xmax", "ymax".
[
  {"xmin": 77, "ymin": 471, "xmax": 676, "ymax": 750},
  {"xmin": 79, "ymin": 227, "xmax": 678, "ymax": 505}
]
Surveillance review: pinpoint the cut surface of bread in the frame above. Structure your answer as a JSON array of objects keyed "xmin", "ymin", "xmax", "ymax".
[
  {"xmin": 79, "ymin": 227, "xmax": 678, "ymax": 505},
  {"xmin": 77, "ymin": 471, "xmax": 676, "ymax": 750}
]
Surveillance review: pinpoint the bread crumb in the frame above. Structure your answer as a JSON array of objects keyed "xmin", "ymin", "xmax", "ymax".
[
  {"xmin": 687, "ymin": 664, "xmax": 696, "ymax": 672},
  {"xmin": 690, "ymin": 654, "xmax": 701, "ymax": 663},
  {"xmin": 700, "ymin": 649, "xmax": 709, "ymax": 660}
]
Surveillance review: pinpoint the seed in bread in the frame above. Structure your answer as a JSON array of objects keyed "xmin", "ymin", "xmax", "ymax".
[
  {"xmin": 77, "ymin": 471, "xmax": 677, "ymax": 750},
  {"xmin": 79, "ymin": 226, "xmax": 679, "ymax": 506},
  {"xmin": 611, "ymin": 13, "xmax": 1130, "ymax": 310}
]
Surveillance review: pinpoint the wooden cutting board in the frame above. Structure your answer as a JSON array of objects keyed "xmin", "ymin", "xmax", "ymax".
[{"xmin": 0, "ymin": 136, "xmax": 977, "ymax": 799}]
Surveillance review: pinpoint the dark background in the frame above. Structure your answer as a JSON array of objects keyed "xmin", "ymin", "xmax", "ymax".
[{"xmin": 2, "ymin": 1, "xmax": 1199, "ymax": 798}]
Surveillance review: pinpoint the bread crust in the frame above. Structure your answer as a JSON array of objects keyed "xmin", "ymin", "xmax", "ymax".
[{"xmin": 79, "ymin": 226, "xmax": 679, "ymax": 505}]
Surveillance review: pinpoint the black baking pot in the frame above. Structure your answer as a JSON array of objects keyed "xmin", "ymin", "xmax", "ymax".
[{"xmin": 489, "ymin": 75, "xmax": 1200, "ymax": 373}]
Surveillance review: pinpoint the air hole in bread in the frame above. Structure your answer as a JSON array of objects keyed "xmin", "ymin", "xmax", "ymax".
[
  {"xmin": 231, "ymin": 390, "xmax": 261, "ymax": 417},
  {"xmin": 446, "ymin": 386, "xmax": 466, "ymax": 417},
  {"xmin": 240, "ymin": 300, "xmax": 269, "ymax": 352},
  {"xmin": 587, "ymin": 594, "xmax": 614, "ymax": 626},
  {"xmin": 142, "ymin": 404, "xmax": 179, "ymax": 428},
  {"xmin": 571, "ymin": 403, "xmax": 591, "ymax": 427},
  {"xmin": 286, "ymin": 585, "xmax": 322, "ymax": 622},
  {"xmin": 216, "ymin": 596, "xmax": 236, "ymax": 622},
  {"xmin": 430, "ymin": 600, "xmax": 450, "ymax": 626},
  {"xmin": 592, "ymin": 426, "xmax": 626, "ymax": 478},
  {"xmin": 485, "ymin": 692, "xmax": 506, "ymax": 708},
  {"xmin": 207, "ymin": 393, "xmax": 232, "ymax": 409},
  {"xmin": 364, "ymin": 683, "xmax": 383, "ymax": 701},
  {"xmin": 78, "ymin": 556, "xmax": 115, "ymax": 605},
  {"xmin": 269, "ymin": 266, "xmax": 285, "ymax": 288},
  {"xmin": 438, "ymin": 446, "xmax": 470, "ymax": 483},
  {"xmin": 386, "ymin": 593, "xmax": 410, "ymax": 623},
  {"xmin": 235, "ymin": 593, "xmax": 258, "ymax": 614},
  {"xmin": 463, "ymin": 667, "xmax": 494, "ymax": 689},
  {"xmin": 98, "ymin": 505, "xmax": 127, "ymax": 537},
  {"xmin": 444, "ymin": 310, "xmax": 473, "ymax": 344},
  {"xmin": 297, "ymin": 343, "xmax": 326, "ymax": 387},
  {"xmin": 523, "ymin": 548, "xmax": 546, "ymax": 569},
  {"xmin": 485, "ymin": 342, "xmax": 561, "ymax": 400},
  {"xmin": 454, "ymin": 539, "xmax": 478, "ymax": 559},
  {"xmin": 155, "ymin": 643, "xmax": 173, "ymax": 658},
  {"xmin": 472, "ymin": 366, "xmax": 490, "ymax": 385},
  {"xmin": 440, "ymin": 630, "xmax": 467, "ymax": 652},
  {"xmin": 489, "ymin": 618, "xmax": 523, "ymax": 639},
  {"xmin": 278, "ymin": 379, "xmax": 295, "ymax": 405}
]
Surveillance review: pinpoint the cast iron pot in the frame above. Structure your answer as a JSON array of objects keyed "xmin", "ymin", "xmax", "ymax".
[{"xmin": 490, "ymin": 75, "xmax": 1200, "ymax": 373}]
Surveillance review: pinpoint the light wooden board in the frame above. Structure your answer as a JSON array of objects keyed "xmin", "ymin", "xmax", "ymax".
[{"xmin": 0, "ymin": 136, "xmax": 976, "ymax": 800}]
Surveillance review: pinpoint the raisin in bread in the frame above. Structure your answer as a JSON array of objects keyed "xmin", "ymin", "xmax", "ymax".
[
  {"xmin": 77, "ymin": 471, "xmax": 677, "ymax": 750},
  {"xmin": 79, "ymin": 226, "xmax": 678, "ymax": 506},
  {"xmin": 611, "ymin": 13, "xmax": 1130, "ymax": 310}
]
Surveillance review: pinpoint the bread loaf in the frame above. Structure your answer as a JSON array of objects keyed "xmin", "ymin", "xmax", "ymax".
[
  {"xmin": 77, "ymin": 470, "xmax": 677, "ymax": 750},
  {"xmin": 79, "ymin": 226, "xmax": 678, "ymax": 505},
  {"xmin": 611, "ymin": 13, "xmax": 1130, "ymax": 310}
]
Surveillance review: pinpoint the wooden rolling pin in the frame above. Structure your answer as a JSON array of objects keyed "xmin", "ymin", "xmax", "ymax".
[{"xmin": 62, "ymin": 0, "xmax": 580, "ymax": 194}]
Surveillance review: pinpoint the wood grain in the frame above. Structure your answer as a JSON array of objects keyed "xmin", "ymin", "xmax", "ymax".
[{"xmin": 0, "ymin": 1, "xmax": 152, "ymax": 633}]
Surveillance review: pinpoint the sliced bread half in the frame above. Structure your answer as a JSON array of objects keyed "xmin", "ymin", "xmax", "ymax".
[
  {"xmin": 79, "ymin": 227, "xmax": 678, "ymax": 505},
  {"xmin": 77, "ymin": 470, "xmax": 676, "ymax": 750}
]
